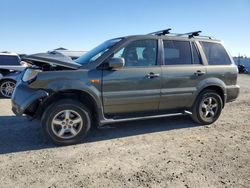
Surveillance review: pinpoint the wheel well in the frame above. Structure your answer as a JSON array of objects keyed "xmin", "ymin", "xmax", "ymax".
[
  {"xmin": 0, "ymin": 78, "xmax": 16, "ymax": 85},
  {"xmin": 199, "ymin": 86, "xmax": 225, "ymax": 107},
  {"xmin": 38, "ymin": 90, "xmax": 99, "ymax": 122}
]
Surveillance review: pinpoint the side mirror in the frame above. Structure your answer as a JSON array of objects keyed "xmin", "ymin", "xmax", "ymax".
[{"xmin": 108, "ymin": 57, "xmax": 125, "ymax": 69}]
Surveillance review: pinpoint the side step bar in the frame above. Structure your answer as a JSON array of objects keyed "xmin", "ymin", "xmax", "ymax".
[{"xmin": 100, "ymin": 110, "xmax": 192, "ymax": 125}]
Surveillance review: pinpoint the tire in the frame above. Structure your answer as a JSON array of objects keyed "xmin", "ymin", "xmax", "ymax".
[
  {"xmin": 0, "ymin": 79, "xmax": 16, "ymax": 98},
  {"xmin": 191, "ymin": 90, "xmax": 223, "ymax": 125},
  {"xmin": 41, "ymin": 99, "xmax": 92, "ymax": 146}
]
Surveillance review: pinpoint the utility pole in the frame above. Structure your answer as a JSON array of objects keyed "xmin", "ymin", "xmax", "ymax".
[{"xmin": 237, "ymin": 53, "xmax": 241, "ymax": 65}]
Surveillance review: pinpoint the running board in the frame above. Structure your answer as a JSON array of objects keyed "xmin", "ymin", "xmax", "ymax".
[{"xmin": 100, "ymin": 110, "xmax": 192, "ymax": 125}]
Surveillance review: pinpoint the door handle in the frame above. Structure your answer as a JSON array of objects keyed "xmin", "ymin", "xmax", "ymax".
[
  {"xmin": 145, "ymin": 72, "xmax": 160, "ymax": 79},
  {"xmin": 194, "ymin": 70, "xmax": 206, "ymax": 76}
]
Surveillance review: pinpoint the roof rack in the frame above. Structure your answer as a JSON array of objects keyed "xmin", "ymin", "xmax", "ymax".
[
  {"xmin": 148, "ymin": 28, "xmax": 172, "ymax": 36},
  {"xmin": 176, "ymin": 31, "xmax": 214, "ymax": 39},
  {"xmin": 177, "ymin": 31, "xmax": 202, "ymax": 38},
  {"xmin": 148, "ymin": 29, "xmax": 214, "ymax": 39}
]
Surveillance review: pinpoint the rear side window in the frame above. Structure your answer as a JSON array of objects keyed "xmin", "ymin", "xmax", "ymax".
[
  {"xmin": 0, "ymin": 55, "xmax": 20, "ymax": 65},
  {"xmin": 163, "ymin": 40, "xmax": 192, "ymax": 65},
  {"xmin": 200, "ymin": 42, "xmax": 231, "ymax": 65}
]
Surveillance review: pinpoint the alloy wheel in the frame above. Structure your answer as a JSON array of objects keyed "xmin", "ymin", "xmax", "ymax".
[
  {"xmin": 199, "ymin": 96, "xmax": 219, "ymax": 121},
  {"xmin": 0, "ymin": 80, "xmax": 16, "ymax": 98},
  {"xmin": 51, "ymin": 110, "xmax": 83, "ymax": 139}
]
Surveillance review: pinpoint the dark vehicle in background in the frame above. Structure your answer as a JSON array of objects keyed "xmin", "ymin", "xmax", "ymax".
[
  {"xmin": 238, "ymin": 64, "xmax": 248, "ymax": 74},
  {"xmin": 53, "ymin": 48, "xmax": 86, "ymax": 60},
  {"xmin": 12, "ymin": 29, "xmax": 240, "ymax": 145},
  {"xmin": 0, "ymin": 52, "xmax": 27, "ymax": 98}
]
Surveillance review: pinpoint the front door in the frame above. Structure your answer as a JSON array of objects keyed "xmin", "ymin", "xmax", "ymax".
[{"xmin": 102, "ymin": 39, "xmax": 162, "ymax": 116}]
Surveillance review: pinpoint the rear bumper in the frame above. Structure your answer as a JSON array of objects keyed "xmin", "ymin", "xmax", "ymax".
[
  {"xmin": 11, "ymin": 83, "xmax": 49, "ymax": 116},
  {"xmin": 226, "ymin": 85, "xmax": 240, "ymax": 103}
]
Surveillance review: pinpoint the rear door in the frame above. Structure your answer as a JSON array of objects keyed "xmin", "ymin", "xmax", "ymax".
[
  {"xmin": 160, "ymin": 39, "xmax": 206, "ymax": 110},
  {"xmin": 102, "ymin": 39, "xmax": 162, "ymax": 116}
]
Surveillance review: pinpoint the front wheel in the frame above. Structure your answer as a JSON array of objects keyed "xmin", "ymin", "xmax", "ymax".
[
  {"xmin": 41, "ymin": 99, "xmax": 92, "ymax": 145},
  {"xmin": 191, "ymin": 90, "xmax": 223, "ymax": 125}
]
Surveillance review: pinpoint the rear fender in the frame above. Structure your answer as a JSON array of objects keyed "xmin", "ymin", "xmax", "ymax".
[{"xmin": 191, "ymin": 78, "xmax": 226, "ymax": 107}]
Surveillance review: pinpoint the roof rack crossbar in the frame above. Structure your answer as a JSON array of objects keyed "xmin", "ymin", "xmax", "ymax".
[
  {"xmin": 176, "ymin": 31, "xmax": 202, "ymax": 38},
  {"xmin": 148, "ymin": 28, "xmax": 172, "ymax": 36}
]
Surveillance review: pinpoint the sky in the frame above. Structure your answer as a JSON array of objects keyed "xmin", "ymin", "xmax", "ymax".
[{"xmin": 0, "ymin": 0, "xmax": 250, "ymax": 56}]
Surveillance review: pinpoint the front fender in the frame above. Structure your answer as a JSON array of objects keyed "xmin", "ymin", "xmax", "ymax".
[
  {"xmin": 29, "ymin": 69, "xmax": 103, "ymax": 112},
  {"xmin": 45, "ymin": 79, "xmax": 102, "ymax": 107}
]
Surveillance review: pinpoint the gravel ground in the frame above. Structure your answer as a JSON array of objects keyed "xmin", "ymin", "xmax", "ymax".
[{"xmin": 0, "ymin": 75, "xmax": 249, "ymax": 188}]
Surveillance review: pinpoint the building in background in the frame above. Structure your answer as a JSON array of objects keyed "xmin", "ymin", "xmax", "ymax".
[
  {"xmin": 233, "ymin": 56, "xmax": 250, "ymax": 74},
  {"xmin": 233, "ymin": 56, "xmax": 250, "ymax": 68}
]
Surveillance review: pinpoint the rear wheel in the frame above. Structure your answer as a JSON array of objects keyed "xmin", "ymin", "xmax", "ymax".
[
  {"xmin": 0, "ymin": 79, "xmax": 16, "ymax": 98},
  {"xmin": 41, "ymin": 99, "xmax": 91, "ymax": 145},
  {"xmin": 191, "ymin": 90, "xmax": 223, "ymax": 125}
]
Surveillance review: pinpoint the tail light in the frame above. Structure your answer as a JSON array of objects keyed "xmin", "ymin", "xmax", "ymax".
[{"xmin": 20, "ymin": 61, "xmax": 30, "ymax": 67}]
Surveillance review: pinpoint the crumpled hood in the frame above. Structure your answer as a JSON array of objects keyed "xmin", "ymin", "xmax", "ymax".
[{"xmin": 22, "ymin": 51, "xmax": 81, "ymax": 69}]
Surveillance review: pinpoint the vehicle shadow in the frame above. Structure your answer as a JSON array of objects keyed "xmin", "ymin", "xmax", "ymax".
[
  {"xmin": 85, "ymin": 116, "xmax": 201, "ymax": 143},
  {"xmin": 0, "ymin": 115, "xmax": 201, "ymax": 155}
]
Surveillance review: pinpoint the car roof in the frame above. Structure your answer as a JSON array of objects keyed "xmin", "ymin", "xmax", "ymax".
[{"xmin": 0, "ymin": 52, "xmax": 20, "ymax": 57}]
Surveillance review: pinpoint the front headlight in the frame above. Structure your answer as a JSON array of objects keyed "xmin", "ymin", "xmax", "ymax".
[{"xmin": 22, "ymin": 68, "xmax": 41, "ymax": 83}]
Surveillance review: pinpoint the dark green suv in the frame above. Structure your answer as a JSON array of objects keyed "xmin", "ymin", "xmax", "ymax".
[{"xmin": 12, "ymin": 29, "xmax": 240, "ymax": 145}]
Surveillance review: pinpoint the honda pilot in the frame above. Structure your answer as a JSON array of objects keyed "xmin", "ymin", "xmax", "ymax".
[{"xmin": 11, "ymin": 29, "xmax": 240, "ymax": 145}]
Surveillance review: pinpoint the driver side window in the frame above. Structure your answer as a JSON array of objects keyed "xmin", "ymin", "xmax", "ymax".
[{"xmin": 113, "ymin": 40, "xmax": 157, "ymax": 67}]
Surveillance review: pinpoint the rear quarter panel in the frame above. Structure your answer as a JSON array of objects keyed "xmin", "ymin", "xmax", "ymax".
[{"xmin": 205, "ymin": 64, "xmax": 238, "ymax": 86}]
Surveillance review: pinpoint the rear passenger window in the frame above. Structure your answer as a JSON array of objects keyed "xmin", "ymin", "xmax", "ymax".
[
  {"xmin": 191, "ymin": 42, "xmax": 202, "ymax": 64},
  {"xmin": 200, "ymin": 42, "xmax": 231, "ymax": 65},
  {"xmin": 163, "ymin": 40, "xmax": 192, "ymax": 65}
]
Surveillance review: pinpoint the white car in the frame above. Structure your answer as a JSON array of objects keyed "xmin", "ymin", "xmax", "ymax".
[{"xmin": 0, "ymin": 52, "xmax": 27, "ymax": 98}]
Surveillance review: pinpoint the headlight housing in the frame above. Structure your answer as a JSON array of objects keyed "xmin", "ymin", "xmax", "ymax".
[{"xmin": 22, "ymin": 68, "xmax": 41, "ymax": 83}]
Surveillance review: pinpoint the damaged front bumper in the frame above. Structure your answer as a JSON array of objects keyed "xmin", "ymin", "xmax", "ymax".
[{"xmin": 11, "ymin": 83, "xmax": 49, "ymax": 116}]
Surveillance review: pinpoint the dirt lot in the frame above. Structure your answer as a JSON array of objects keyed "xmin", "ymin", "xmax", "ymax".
[{"xmin": 0, "ymin": 75, "xmax": 249, "ymax": 188}]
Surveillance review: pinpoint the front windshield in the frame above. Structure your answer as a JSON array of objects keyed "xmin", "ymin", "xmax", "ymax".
[{"xmin": 75, "ymin": 38, "xmax": 122, "ymax": 65}]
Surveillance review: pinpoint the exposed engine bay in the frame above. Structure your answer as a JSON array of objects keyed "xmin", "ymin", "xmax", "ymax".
[{"xmin": 22, "ymin": 51, "xmax": 81, "ymax": 71}]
